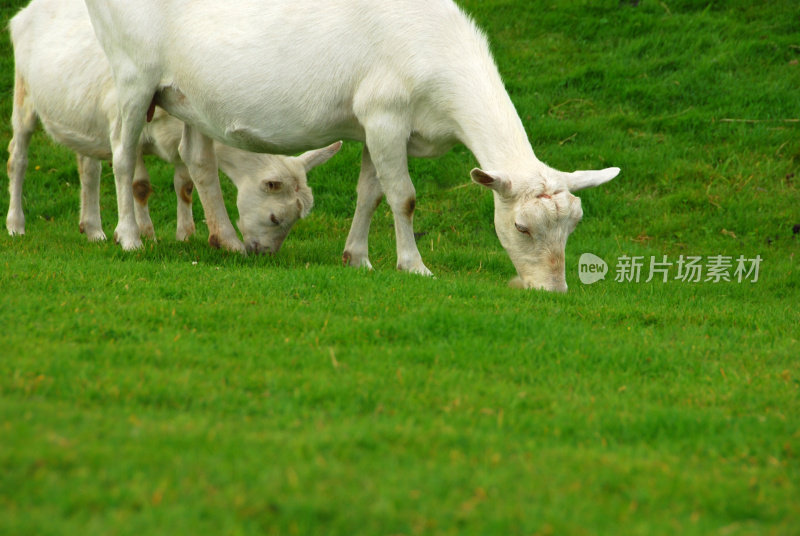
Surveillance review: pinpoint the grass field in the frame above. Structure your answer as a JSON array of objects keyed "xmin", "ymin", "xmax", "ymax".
[{"xmin": 1, "ymin": 0, "xmax": 798, "ymax": 534}]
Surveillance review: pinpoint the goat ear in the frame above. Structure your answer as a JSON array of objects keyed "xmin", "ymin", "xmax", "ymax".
[
  {"xmin": 470, "ymin": 168, "xmax": 512, "ymax": 195},
  {"xmin": 565, "ymin": 167, "xmax": 620, "ymax": 192},
  {"xmin": 297, "ymin": 141, "xmax": 343, "ymax": 172}
]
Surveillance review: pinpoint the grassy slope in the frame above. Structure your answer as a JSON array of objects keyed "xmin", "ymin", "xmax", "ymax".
[{"xmin": 0, "ymin": 0, "xmax": 798, "ymax": 534}]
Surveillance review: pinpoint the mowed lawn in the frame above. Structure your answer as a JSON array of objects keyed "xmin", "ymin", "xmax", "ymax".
[{"xmin": 1, "ymin": 1, "xmax": 798, "ymax": 534}]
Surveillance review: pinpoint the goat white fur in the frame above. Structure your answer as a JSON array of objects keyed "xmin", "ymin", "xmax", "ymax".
[
  {"xmin": 83, "ymin": 0, "xmax": 619, "ymax": 290},
  {"xmin": 6, "ymin": 0, "xmax": 340, "ymax": 253}
]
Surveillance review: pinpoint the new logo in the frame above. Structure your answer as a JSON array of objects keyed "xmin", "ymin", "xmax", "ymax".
[{"xmin": 578, "ymin": 253, "xmax": 608, "ymax": 284}]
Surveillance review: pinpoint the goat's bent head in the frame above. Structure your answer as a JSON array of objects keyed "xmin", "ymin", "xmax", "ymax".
[
  {"xmin": 236, "ymin": 142, "xmax": 342, "ymax": 254},
  {"xmin": 471, "ymin": 165, "xmax": 619, "ymax": 292}
]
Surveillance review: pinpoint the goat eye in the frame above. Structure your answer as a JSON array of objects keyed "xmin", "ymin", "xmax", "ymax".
[
  {"xmin": 263, "ymin": 181, "xmax": 282, "ymax": 192},
  {"xmin": 514, "ymin": 222, "xmax": 529, "ymax": 234}
]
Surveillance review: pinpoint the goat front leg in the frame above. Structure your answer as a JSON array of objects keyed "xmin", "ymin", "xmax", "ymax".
[
  {"xmin": 109, "ymin": 100, "xmax": 147, "ymax": 250},
  {"xmin": 132, "ymin": 154, "xmax": 156, "ymax": 240},
  {"xmin": 77, "ymin": 154, "xmax": 106, "ymax": 241},
  {"xmin": 178, "ymin": 125, "xmax": 244, "ymax": 253},
  {"xmin": 362, "ymin": 113, "xmax": 432, "ymax": 276},
  {"xmin": 343, "ymin": 146, "xmax": 382, "ymax": 269},
  {"xmin": 173, "ymin": 163, "xmax": 196, "ymax": 241},
  {"xmin": 6, "ymin": 71, "xmax": 36, "ymax": 236}
]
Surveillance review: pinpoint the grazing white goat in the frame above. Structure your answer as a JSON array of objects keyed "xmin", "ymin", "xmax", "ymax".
[
  {"xmin": 6, "ymin": 0, "xmax": 340, "ymax": 253},
  {"xmin": 83, "ymin": 0, "xmax": 619, "ymax": 291}
]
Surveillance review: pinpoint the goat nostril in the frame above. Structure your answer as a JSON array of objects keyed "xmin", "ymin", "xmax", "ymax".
[{"xmin": 270, "ymin": 214, "xmax": 280, "ymax": 225}]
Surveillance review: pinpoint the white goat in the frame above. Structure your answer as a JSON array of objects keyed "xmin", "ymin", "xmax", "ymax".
[
  {"xmin": 6, "ymin": 0, "xmax": 340, "ymax": 253},
  {"xmin": 83, "ymin": 0, "xmax": 619, "ymax": 291}
]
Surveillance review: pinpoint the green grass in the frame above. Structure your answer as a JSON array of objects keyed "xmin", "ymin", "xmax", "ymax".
[{"xmin": 1, "ymin": 0, "xmax": 798, "ymax": 534}]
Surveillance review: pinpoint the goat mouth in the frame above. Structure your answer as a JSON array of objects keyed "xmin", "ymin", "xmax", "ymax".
[
  {"xmin": 245, "ymin": 241, "xmax": 274, "ymax": 256},
  {"xmin": 508, "ymin": 275, "xmax": 567, "ymax": 293}
]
